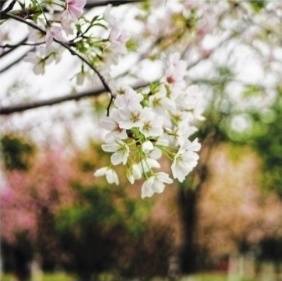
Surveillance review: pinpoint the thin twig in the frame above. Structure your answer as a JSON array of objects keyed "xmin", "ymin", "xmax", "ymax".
[
  {"xmin": 0, "ymin": 40, "xmax": 44, "ymax": 48},
  {"xmin": 4, "ymin": 12, "xmax": 113, "ymax": 95},
  {"xmin": 0, "ymin": 37, "xmax": 28, "ymax": 59},
  {"xmin": 106, "ymin": 94, "xmax": 115, "ymax": 116},
  {"xmin": 0, "ymin": 49, "xmax": 31, "ymax": 74}
]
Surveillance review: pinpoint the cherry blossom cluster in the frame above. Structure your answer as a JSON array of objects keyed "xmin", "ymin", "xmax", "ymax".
[
  {"xmin": 23, "ymin": 0, "xmax": 89, "ymax": 74},
  {"xmin": 1, "ymin": 1, "xmax": 128, "ymax": 79},
  {"xmin": 95, "ymin": 53, "xmax": 204, "ymax": 198}
]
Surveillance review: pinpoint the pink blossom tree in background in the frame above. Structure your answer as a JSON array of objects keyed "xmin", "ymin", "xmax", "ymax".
[
  {"xmin": 0, "ymin": 142, "xmax": 77, "ymax": 280},
  {"xmin": 0, "ymin": 146, "xmax": 75, "ymax": 242}
]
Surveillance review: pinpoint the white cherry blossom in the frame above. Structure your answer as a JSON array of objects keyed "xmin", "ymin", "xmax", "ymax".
[
  {"xmin": 142, "ymin": 141, "xmax": 154, "ymax": 153},
  {"xmin": 116, "ymin": 106, "xmax": 144, "ymax": 130},
  {"xmin": 141, "ymin": 172, "xmax": 173, "ymax": 198},
  {"xmin": 94, "ymin": 167, "xmax": 119, "ymax": 185},
  {"xmin": 104, "ymin": 5, "xmax": 129, "ymax": 59},
  {"xmin": 139, "ymin": 157, "xmax": 161, "ymax": 173},
  {"xmin": 126, "ymin": 163, "xmax": 143, "ymax": 184},
  {"xmin": 98, "ymin": 52, "xmax": 205, "ymax": 198},
  {"xmin": 25, "ymin": 48, "xmax": 48, "ymax": 75},
  {"xmin": 102, "ymin": 140, "xmax": 129, "ymax": 166},
  {"xmin": 114, "ymin": 87, "xmax": 143, "ymax": 109},
  {"xmin": 149, "ymin": 85, "xmax": 175, "ymax": 114},
  {"xmin": 171, "ymin": 139, "xmax": 201, "ymax": 182},
  {"xmin": 140, "ymin": 108, "xmax": 163, "ymax": 137}
]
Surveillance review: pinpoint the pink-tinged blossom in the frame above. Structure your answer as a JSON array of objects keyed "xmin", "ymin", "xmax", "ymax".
[
  {"xmin": 62, "ymin": 0, "xmax": 86, "ymax": 25},
  {"xmin": 145, "ymin": 2, "xmax": 182, "ymax": 37},
  {"xmin": 0, "ymin": 22, "xmax": 15, "ymax": 43},
  {"xmin": 109, "ymin": 26, "xmax": 129, "ymax": 55},
  {"xmin": 163, "ymin": 52, "xmax": 187, "ymax": 95},
  {"xmin": 184, "ymin": 0, "xmax": 198, "ymax": 9},
  {"xmin": 104, "ymin": 6, "xmax": 129, "ymax": 58},
  {"xmin": 100, "ymin": 109, "xmax": 127, "ymax": 142},
  {"xmin": 0, "ymin": 31, "xmax": 9, "ymax": 42},
  {"xmin": 45, "ymin": 25, "xmax": 65, "ymax": 48}
]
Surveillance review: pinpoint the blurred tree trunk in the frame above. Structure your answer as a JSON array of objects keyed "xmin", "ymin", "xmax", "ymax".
[
  {"xmin": 36, "ymin": 205, "xmax": 59, "ymax": 269},
  {"xmin": 178, "ymin": 187, "xmax": 199, "ymax": 273},
  {"xmin": 13, "ymin": 240, "xmax": 32, "ymax": 281},
  {"xmin": 178, "ymin": 166, "xmax": 207, "ymax": 274},
  {"xmin": 178, "ymin": 132, "xmax": 217, "ymax": 274},
  {"xmin": 0, "ymin": 242, "xmax": 3, "ymax": 280}
]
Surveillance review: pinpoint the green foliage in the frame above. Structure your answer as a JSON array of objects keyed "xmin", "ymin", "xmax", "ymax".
[
  {"xmin": 56, "ymin": 183, "xmax": 150, "ymax": 238},
  {"xmin": 54, "ymin": 183, "xmax": 151, "ymax": 276},
  {"xmin": 149, "ymin": 81, "xmax": 161, "ymax": 95},
  {"xmin": 216, "ymin": 66, "xmax": 234, "ymax": 80},
  {"xmin": 140, "ymin": 0, "xmax": 151, "ymax": 12},
  {"xmin": 185, "ymin": 9, "xmax": 198, "ymax": 30},
  {"xmin": 0, "ymin": 134, "xmax": 35, "ymax": 170},
  {"xmin": 195, "ymin": 62, "xmax": 282, "ymax": 196},
  {"xmin": 252, "ymin": 94, "xmax": 282, "ymax": 195},
  {"xmin": 250, "ymin": 0, "xmax": 266, "ymax": 13},
  {"xmin": 0, "ymin": 273, "xmax": 258, "ymax": 281},
  {"xmin": 126, "ymin": 39, "xmax": 138, "ymax": 52},
  {"xmin": 188, "ymin": 273, "xmax": 255, "ymax": 281},
  {"xmin": 242, "ymin": 84, "xmax": 264, "ymax": 98},
  {"xmin": 189, "ymin": 273, "xmax": 230, "ymax": 281},
  {"xmin": 57, "ymin": 186, "xmax": 119, "ymax": 230},
  {"xmin": 41, "ymin": 273, "xmax": 75, "ymax": 281},
  {"xmin": 218, "ymin": 86, "xmax": 282, "ymax": 195},
  {"xmin": 0, "ymin": 273, "xmax": 74, "ymax": 281}
]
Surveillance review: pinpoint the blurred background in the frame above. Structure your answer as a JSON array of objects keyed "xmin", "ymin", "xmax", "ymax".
[{"xmin": 0, "ymin": 0, "xmax": 282, "ymax": 281}]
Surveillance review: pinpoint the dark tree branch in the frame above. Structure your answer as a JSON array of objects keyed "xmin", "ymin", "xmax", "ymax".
[
  {"xmin": 0, "ymin": 49, "xmax": 31, "ymax": 74},
  {"xmin": 0, "ymin": 81, "xmax": 148, "ymax": 115},
  {"xmin": 0, "ymin": 40, "xmax": 45, "ymax": 48},
  {"xmin": 0, "ymin": 0, "xmax": 5, "ymax": 11},
  {"xmin": 0, "ymin": 0, "xmax": 15, "ymax": 14},
  {"xmin": 85, "ymin": 0, "xmax": 142, "ymax": 9},
  {"xmin": 0, "ymin": 87, "xmax": 105, "ymax": 115},
  {"xmin": 0, "ymin": 37, "xmax": 27, "ymax": 59}
]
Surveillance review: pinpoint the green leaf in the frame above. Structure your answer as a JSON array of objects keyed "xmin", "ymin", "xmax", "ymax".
[
  {"xmin": 0, "ymin": 134, "xmax": 35, "ymax": 171},
  {"xmin": 242, "ymin": 84, "xmax": 264, "ymax": 98},
  {"xmin": 250, "ymin": 0, "xmax": 266, "ymax": 13}
]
